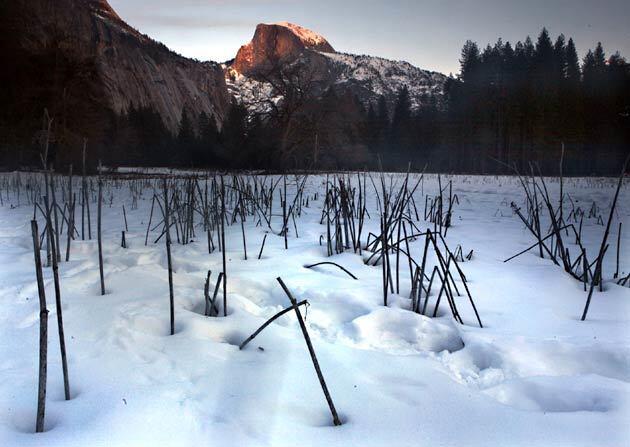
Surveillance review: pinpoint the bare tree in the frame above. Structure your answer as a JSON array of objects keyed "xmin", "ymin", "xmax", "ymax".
[{"xmin": 235, "ymin": 49, "xmax": 324, "ymax": 167}]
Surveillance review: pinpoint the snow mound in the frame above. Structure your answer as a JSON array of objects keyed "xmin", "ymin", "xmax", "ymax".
[
  {"xmin": 484, "ymin": 375, "xmax": 627, "ymax": 413},
  {"xmin": 345, "ymin": 307, "xmax": 464, "ymax": 355}
]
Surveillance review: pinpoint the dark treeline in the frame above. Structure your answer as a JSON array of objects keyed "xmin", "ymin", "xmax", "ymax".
[
  {"xmin": 1, "ymin": 24, "xmax": 628, "ymax": 174},
  {"xmin": 441, "ymin": 29, "xmax": 630, "ymax": 174},
  {"xmin": 102, "ymin": 102, "xmax": 278, "ymax": 170},
  {"xmin": 368, "ymin": 28, "xmax": 630, "ymax": 174}
]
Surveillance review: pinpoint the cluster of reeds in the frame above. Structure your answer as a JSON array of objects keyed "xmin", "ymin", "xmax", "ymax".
[
  {"xmin": 359, "ymin": 171, "xmax": 482, "ymax": 326},
  {"xmin": 10, "ymin": 162, "xmax": 488, "ymax": 431},
  {"xmin": 423, "ymin": 175, "xmax": 458, "ymax": 237},
  {"xmin": 320, "ymin": 173, "xmax": 369, "ymax": 256},
  {"xmin": 141, "ymin": 173, "xmax": 311, "ymax": 320},
  {"xmin": 407, "ymin": 230, "xmax": 482, "ymax": 326},
  {"xmin": 505, "ymin": 151, "xmax": 629, "ymax": 319}
]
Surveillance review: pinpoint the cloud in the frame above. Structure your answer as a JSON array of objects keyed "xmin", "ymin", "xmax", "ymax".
[
  {"xmin": 138, "ymin": 14, "xmax": 254, "ymax": 30},
  {"xmin": 109, "ymin": 0, "xmax": 293, "ymax": 30}
]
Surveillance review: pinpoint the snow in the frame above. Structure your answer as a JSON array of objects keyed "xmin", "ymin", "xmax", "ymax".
[
  {"xmin": 226, "ymin": 39, "xmax": 447, "ymax": 114},
  {"xmin": 225, "ymin": 67, "xmax": 281, "ymax": 116},
  {"xmin": 319, "ymin": 52, "xmax": 447, "ymax": 109},
  {"xmin": 274, "ymin": 22, "xmax": 331, "ymax": 49},
  {"xmin": 0, "ymin": 172, "xmax": 629, "ymax": 446},
  {"xmin": 227, "ymin": 50, "xmax": 447, "ymax": 114}
]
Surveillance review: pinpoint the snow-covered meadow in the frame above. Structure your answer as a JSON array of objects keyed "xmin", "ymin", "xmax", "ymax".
[{"xmin": 0, "ymin": 172, "xmax": 629, "ymax": 447}]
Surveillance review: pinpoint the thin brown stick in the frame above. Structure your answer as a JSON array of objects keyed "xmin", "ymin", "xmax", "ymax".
[
  {"xmin": 257, "ymin": 233, "xmax": 268, "ymax": 260},
  {"xmin": 31, "ymin": 220, "xmax": 48, "ymax": 433},
  {"xmin": 276, "ymin": 277, "xmax": 341, "ymax": 426},
  {"xmin": 163, "ymin": 179, "xmax": 175, "ymax": 334},
  {"xmin": 581, "ymin": 154, "xmax": 629, "ymax": 320},
  {"xmin": 304, "ymin": 262, "xmax": 358, "ymax": 280},
  {"xmin": 97, "ymin": 169, "xmax": 105, "ymax": 295},
  {"xmin": 238, "ymin": 300, "xmax": 308, "ymax": 350},
  {"xmin": 44, "ymin": 196, "xmax": 71, "ymax": 400}
]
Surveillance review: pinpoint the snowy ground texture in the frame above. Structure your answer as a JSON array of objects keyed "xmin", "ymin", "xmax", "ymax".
[{"xmin": 1, "ymin": 172, "xmax": 629, "ymax": 447}]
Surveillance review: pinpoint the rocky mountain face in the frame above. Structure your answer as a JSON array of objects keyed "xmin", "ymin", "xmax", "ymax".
[
  {"xmin": 232, "ymin": 22, "xmax": 335, "ymax": 75},
  {"xmin": 226, "ymin": 22, "xmax": 447, "ymax": 115},
  {"xmin": 12, "ymin": 0, "xmax": 229, "ymax": 132},
  {"xmin": 318, "ymin": 52, "xmax": 447, "ymax": 111},
  {"xmin": 2, "ymin": 3, "xmax": 447, "ymax": 168}
]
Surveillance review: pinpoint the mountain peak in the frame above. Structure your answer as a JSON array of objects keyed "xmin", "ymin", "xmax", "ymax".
[
  {"xmin": 273, "ymin": 22, "xmax": 332, "ymax": 50},
  {"xmin": 232, "ymin": 22, "xmax": 334, "ymax": 75}
]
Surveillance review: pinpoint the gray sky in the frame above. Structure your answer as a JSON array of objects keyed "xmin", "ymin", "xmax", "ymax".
[{"xmin": 109, "ymin": 0, "xmax": 630, "ymax": 74}]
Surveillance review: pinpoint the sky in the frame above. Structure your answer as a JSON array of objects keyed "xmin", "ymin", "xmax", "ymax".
[{"xmin": 109, "ymin": 0, "xmax": 630, "ymax": 75}]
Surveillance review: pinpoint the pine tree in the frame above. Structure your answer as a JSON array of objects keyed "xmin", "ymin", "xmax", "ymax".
[
  {"xmin": 198, "ymin": 112, "xmax": 217, "ymax": 142},
  {"xmin": 459, "ymin": 40, "xmax": 481, "ymax": 84},
  {"xmin": 392, "ymin": 86, "xmax": 411, "ymax": 125},
  {"xmin": 502, "ymin": 41, "xmax": 515, "ymax": 69},
  {"xmin": 593, "ymin": 42, "xmax": 606, "ymax": 68},
  {"xmin": 177, "ymin": 109, "xmax": 196, "ymax": 165},
  {"xmin": 565, "ymin": 38, "xmax": 581, "ymax": 84},
  {"xmin": 391, "ymin": 86, "xmax": 412, "ymax": 154},
  {"xmin": 559, "ymin": 36, "xmax": 582, "ymax": 152},
  {"xmin": 534, "ymin": 28, "xmax": 554, "ymax": 84},
  {"xmin": 375, "ymin": 95, "xmax": 389, "ymax": 153},
  {"xmin": 582, "ymin": 46, "xmax": 606, "ymax": 89},
  {"xmin": 522, "ymin": 36, "xmax": 536, "ymax": 67},
  {"xmin": 220, "ymin": 101, "xmax": 248, "ymax": 166},
  {"xmin": 365, "ymin": 103, "xmax": 379, "ymax": 153},
  {"xmin": 196, "ymin": 111, "xmax": 219, "ymax": 166},
  {"xmin": 553, "ymin": 34, "xmax": 566, "ymax": 81},
  {"xmin": 535, "ymin": 28, "xmax": 553, "ymax": 58},
  {"xmin": 582, "ymin": 49, "xmax": 596, "ymax": 79},
  {"xmin": 377, "ymin": 95, "xmax": 389, "ymax": 123}
]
